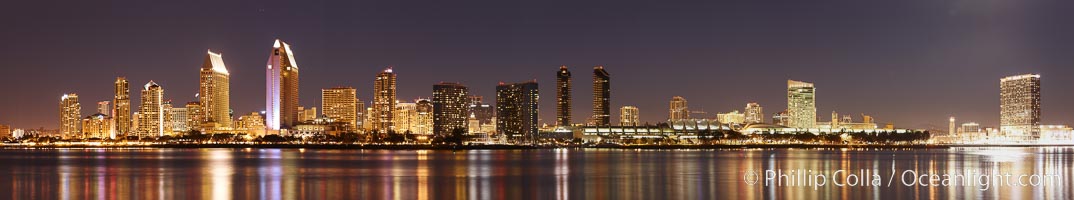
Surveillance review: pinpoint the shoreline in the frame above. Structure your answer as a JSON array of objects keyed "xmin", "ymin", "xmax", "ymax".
[{"xmin": 4, "ymin": 143, "xmax": 1074, "ymax": 150}]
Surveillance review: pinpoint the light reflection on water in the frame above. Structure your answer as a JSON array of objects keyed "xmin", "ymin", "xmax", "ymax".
[{"xmin": 0, "ymin": 147, "xmax": 1071, "ymax": 199}]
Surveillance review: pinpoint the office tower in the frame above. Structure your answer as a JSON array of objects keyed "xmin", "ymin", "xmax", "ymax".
[
  {"xmin": 131, "ymin": 112, "xmax": 140, "ymax": 136},
  {"xmin": 620, "ymin": 106, "xmax": 639, "ymax": 126},
  {"xmin": 433, "ymin": 82, "xmax": 469, "ymax": 135},
  {"xmin": 59, "ymin": 94, "xmax": 81, "ymax": 138},
  {"xmin": 82, "ymin": 113, "xmax": 112, "ymax": 139},
  {"xmin": 170, "ymin": 106, "xmax": 190, "ymax": 134},
  {"xmin": 138, "ymin": 81, "xmax": 165, "ymax": 137},
  {"xmin": 415, "ymin": 99, "xmax": 433, "ymax": 135},
  {"xmin": 669, "ymin": 96, "xmax": 689, "ymax": 121},
  {"xmin": 96, "ymin": 101, "xmax": 110, "ymax": 116},
  {"xmin": 556, "ymin": 65, "xmax": 571, "ymax": 126},
  {"xmin": 162, "ymin": 101, "xmax": 174, "ymax": 136},
  {"xmin": 322, "ymin": 87, "xmax": 358, "ymax": 132},
  {"xmin": 949, "ymin": 117, "xmax": 956, "ymax": 135},
  {"xmin": 237, "ymin": 112, "xmax": 266, "ymax": 136},
  {"xmin": 496, "ymin": 81, "xmax": 539, "ymax": 143},
  {"xmin": 394, "ymin": 102, "xmax": 417, "ymax": 134},
  {"xmin": 787, "ymin": 80, "xmax": 817, "ymax": 129},
  {"xmin": 266, "ymin": 39, "xmax": 301, "ymax": 133},
  {"xmin": 296, "ymin": 107, "xmax": 317, "ymax": 122},
  {"xmin": 185, "ymin": 102, "xmax": 202, "ymax": 132},
  {"xmin": 1000, "ymin": 74, "xmax": 1042, "ymax": 140},
  {"xmin": 372, "ymin": 68, "xmax": 397, "ymax": 133},
  {"xmin": 745, "ymin": 103, "xmax": 764, "ymax": 124},
  {"xmin": 591, "ymin": 66, "xmax": 610, "ymax": 126},
  {"xmin": 363, "ymin": 107, "xmax": 375, "ymax": 131},
  {"xmin": 113, "ymin": 77, "xmax": 131, "ymax": 136},
  {"xmin": 200, "ymin": 50, "xmax": 232, "ymax": 132},
  {"xmin": 356, "ymin": 101, "xmax": 365, "ymax": 130}
]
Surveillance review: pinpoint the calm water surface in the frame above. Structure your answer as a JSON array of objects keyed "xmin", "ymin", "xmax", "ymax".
[{"xmin": 0, "ymin": 147, "xmax": 1071, "ymax": 199}]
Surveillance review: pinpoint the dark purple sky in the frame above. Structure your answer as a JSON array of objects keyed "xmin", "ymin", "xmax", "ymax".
[{"xmin": 2, "ymin": 0, "xmax": 1072, "ymax": 130}]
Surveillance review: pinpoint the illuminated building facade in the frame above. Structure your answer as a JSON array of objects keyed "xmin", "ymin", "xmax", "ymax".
[
  {"xmin": 496, "ymin": 81, "xmax": 539, "ymax": 143},
  {"xmin": 81, "ymin": 113, "xmax": 113, "ymax": 139},
  {"xmin": 266, "ymin": 39, "xmax": 300, "ymax": 133},
  {"xmin": 297, "ymin": 107, "xmax": 318, "ymax": 123},
  {"xmin": 433, "ymin": 82, "xmax": 469, "ymax": 135},
  {"xmin": 170, "ymin": 107, "xmax": 190, "ymax": 133},
  {"xmin": 200, "ymin": 50, "xmax": 232, "ymax": 133},
  {"xmin": 414, "ymin": 99, "xmax": 434, "ymax": 135},
  {"xmin": 97, "ymin": 101, "xmax": 110, "ymax": 116},
  {"xmin": 372, "ymin": 68, "xmax": 396, "ymax": 133},
  {"xmin": 394, "ymin": 102, "xmax": 417, "ymax": 134},
  {"xmin": 620, "ymin": 106, "xmax": 639, "ymax": 126},
  {"xmin": 786, "ymin": 80, "xmax": 816, "ymax": 129},
  {"xmin": 591, "ymin": 66, "xmax": 610, "ymax": 126},
  {"xmin": 113, "ymin": 77, "xmax": 132, "ymax": 136},
  {"xmin": 999, "ymin": 74, "xmax": 1041, "ymax": 141},
  {"xmin": 322, "ymin": 87, "xmax": 358, "ymax": 132},
  {"xmin": 236, "ymin": 112, "xmax": 266, "ymax": 136},
  {"xmin": 138, "ymin": 81, "xmax": 165, "ymax": 137},
  {"xmin": 717, "ymin": 111, "xmax": 745, "ymax": 125},
  {"xmin": 669, "ymin": 96, "xmax": 689, "ymax": 121},
  {"xmin": 556, "ymin": 65, "xmax": 571, "ymax": 126},
  {"xmin": 59, "ymin": 93, "xmax": 81, "ymax": 138},
  {"xmin": 745, "ymin": 103, "xmax": 764, "ymax": 124}
]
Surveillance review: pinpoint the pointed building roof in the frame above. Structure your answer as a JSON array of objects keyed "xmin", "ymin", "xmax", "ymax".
[
  {"xmin": 144, "ymin": 80, "xmax": 160, "ymax": 90},
  {"xmin": 272, "ymin": 39, "xmax": 299, "ymax": 70},
  {"xmin": 203, "ymin": 50, "xmax": 229, "ymax": 75}
]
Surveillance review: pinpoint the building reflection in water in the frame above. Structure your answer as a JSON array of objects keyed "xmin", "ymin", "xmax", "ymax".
[{"xmin": 0, "ymin": 147, "xmax": 1073, "ymax": 199}]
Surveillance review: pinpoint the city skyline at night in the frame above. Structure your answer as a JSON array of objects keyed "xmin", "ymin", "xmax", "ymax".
[{"xmin": 2, "ymin": 0, "xmax": 1073, "ymax": 131}]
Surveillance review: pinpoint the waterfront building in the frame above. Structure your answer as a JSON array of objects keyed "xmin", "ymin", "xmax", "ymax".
[
  {"xmin": 113, "ymin": 77, "xmax": 132, "ymax": 136},
  {"xmin": 169, "ymin": 107, "xmax": 190, "ymax": 133},
  {"xmin": 266, "ymin": 39, "xmax": 301, "ymax": 134},
  {"xmin": 372, "ymin": 68, "xmax": 397, "ymax": 133},
  {"xmin": 1040, "ymin": 125, "xmax": 1074, "ymax": 142},
  {"xmin": 591, "ymin": 66, "xmax": 610, "ymax": 126},
  {"xmin": 414, "ymin": 99, "xmax": 433, "ymax": 135},
  {"xmin": 745, "ymin": 103, "xmax": 764, "ymax": 124},
  {"xmin": 297, "ymin": 107, "xmax": 318, "ymax": 123},
  {"xmin": 60, "ymin": 93, "xmax": 81, "ymax": 139},
  {"xmin": 949, "ymin": 117, "xmax": 956, "ymax": 136},
  {"xmin": 717, "ymin": 111, "xmax": 745, "ymax": 125},
  {"xmin": 433, "ymin": 82, "xmax": 469, "ymax": 135},
  {"xmin": 293, "ymin": 117, "xmax": 348, "ymax": 138},
  {"xmin": 0, "ymin": 125, "xmax": 10, "ymax": 138},
  {"xmin": 786, "ymin": 80, "xmax": 816, "ymax": 129},
  {"xmin": 620, "ymin": 106, "xmax": 639, "ymax": 126},
  {"xmin": 772, "ymin": 110, "xmax": 790, "ymax": 126},
  {"xmin": 556, "ymin": 66, "xmax": 572, "ymax": 126},
  {"xmin": 497, "ymin": 81, "xmax": 539, "ymax": 143},
  {"xmin": 1000, "ymin": 74, "xmax": 1041, "ymax": 141},
  {"xmin": 200, "ymin": 50, "xmax": 232, "ymax": 133},
  {"xmin": 138, "ymin": 81, "xmax": 165, "ymax": 138},
  {"xmin": 669, "ymin": 96, "xmax": 689, "ymax": 121},
  {"xmin": 394, "ymin": 101, "xmax": 417, "ymax": 134},
  {"xmin": 81, "ymin": 113, "xmax": 113, "ymax": 139},
  {"xmin": 236, "ymin": 112, "xmax": 266, "ymax": 136},
  {"xmin": 185, "ymin": 102, "xmax": 202, "ymax": 133},
  {"xmin": 97, "ymin": 101, "xmax": 110, "ymax": 116},
  {"xmin": 322, "ymin": 87, "xmax": 358, "ymax": 132}
]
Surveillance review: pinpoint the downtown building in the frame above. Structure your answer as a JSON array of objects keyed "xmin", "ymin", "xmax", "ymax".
[
  {"xmin": 113, "ymin": 77, "xmax": 131, "ymax": 137},
  {"xmin": 433, "ymin": 82, "xmax": 469, "ymax": 135},
  {"xmin": 786, "ymin": 80, "xmax": 816, "ymax": 129},
  {"xmin": 620, "ymin": 106, "xmax": 639, "ymax": 126},
  {"xmin": 59, "ymin": 94, "xmax": 81, "ymax": 139},
  {"xmin": 591, "ymin": 66, "xmax": 610, "ymax": 126},
  {"xmin": 200, "ymin": 50, "xmax": 232, "ymax": 133},
  {"xmin": 266, "ymin": 39, "xmax": 301, "ymax": 134},
  {"xmin": 496, "ymin": 81, "xmax": 539, "ymax": 143},
  {"xmin": 322, "ymin": 87, "xmax": 358, "ymax": 132},
  {"xmin": 372, "ymin": 68, "xmax": 397, "ymax": 133},
  {"xmin": 744, "ymin": 103, "xmax": 764, "ymax": 124},
  {"xmin": 138, "ymin": 81, "xmax": 165, "ymax": 138},
  {"xmin": 414, "ymin": 99, "xmax": 434, "ymax": 135},
  {"xmin": 556, "ymin": 66, "xmax": 572, "ymax": 127},
  {"xmin": 1000, "ymin": 74, "xmax": 1041, "ymax": 141},
  {"xmin": 82, "ymin": 113, "xmax": 113, "ymax": 139},
  {"xmin": 669, "ymin": 96, "xmax": 689, "ymax": 121}
]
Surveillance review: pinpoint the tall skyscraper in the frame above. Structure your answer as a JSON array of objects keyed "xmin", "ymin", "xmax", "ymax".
[
  {"xmin": 556, "ymin": 65, "xmax": 572, "ymax": 126},
  {"xmin": 113, "ymin": 77, "xmax": 131, "ymax": 136},
  {"xmin": 496, "ymin": 81, "xmax": 539, "ymax": 143},
  {"xmin": 394, "ymin": 102, "xmax": 417, "ymax": 134},
  {"xmin": 414, "ymin": 99, "xmax": 434, "ymax": 135},
  {"xmin": 591, "ymin": 66, "xmax": 610, "ymax": 126},
  {"xmin": 372, "ymin": 68, "xmax": 397, "ymax": 133},
  {"xmin": 59, "ymin": 93, "xmax": 81, "ymax": 138},
  {"xmin": 322, "ymin": 87, "xmax": 358, "ymax": 132},
  {"xmin": 433, "ymin": 82, "xmax": 469, "ymax": 135},
  {"xmin": 82, "ymin": 113, "xmax": 112, "ymax": 139},
  {"xmin": 1000, "ymin": 74, "xmax": 1041, "ymax": 140},
  {"xmin": 787, "ymin": 80, "xmax": 816, "ymax": 129},
  {"xmin": 200, "ymin": 50, "xmax": 232, "ymax": 132},
  {"xmin": 138, "ymin": 81, "xmax": 165, "ymax": 137},
  {"xmin": 620, "ymin": 106, "xmax": 639, "ymax": 126},
  {"xmin": 745, "ymin": 103, "xmax": 764, "ymax": 124},
  {"xmin": 669, "ymin": 96, "xmax": 689, "ymax": 121},
  {"xmin": 949, "ymin": 117, "xmax": 956, "ymax": 136},
  {"xmin": 266, "ymin": 39, "xmax": 300, "ymax": 133}
]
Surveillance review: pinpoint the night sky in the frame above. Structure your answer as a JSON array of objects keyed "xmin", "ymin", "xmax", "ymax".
[{"xmin": 2, "ymin": 0, "xmax": 1073, "ymax": 130}]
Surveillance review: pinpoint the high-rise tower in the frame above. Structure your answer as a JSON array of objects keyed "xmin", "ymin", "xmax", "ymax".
[
  {"xmin": 787, "ymin": 80, "xmax": 816, "ymax": 129},
  {"xmin": 497, "ymin": 81, "xmax": 539, "ymax": 143},
  {"xmin": 138, "ymin": 81, "xmax": 165, "ymax": 137},
  {"xmin": 200, "ymin": 50, "xmax": 231, "ymax": 132},
  {"xmin": 591, "ymin": 66, "xmax": 610, "ymax": 126},
  {"xmin": 373, "ymin": 68, "xmax": 397, "ymax": 133},
  {"xmin": 266, "ymin": 39, "xmax": 300, "ymax": 133},
  {"xmin": 1000, "ymin": 74, "xmax": 1041, "ymax": 140},
  {"xmin": 113, "ymin": 77, "xmax": 131, "ymax": 136},
  {"xmin": 322, "ymin": 87, "xmax": 358, "ymax": 132},
  {"xmin": 669, "ymin": 96, "xmax": 689, "ymax": 121},
  {"xmin": 620, "ymin": 106, "xmax": 639, "ymax": 126},
  {"xmin": 433, "ymin": 82, "xmax": 469, "ymax": 135},
  {"xmin": 59, "ymin": 93, "xmax": 81, "ymax": 138},
  {"xmin": 745, "ymin": 103, "xmax": 764, "ymax": 124},
  {"xmin": 556, "ymin": 66, "xmax": 571, "ymax": 127}
]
